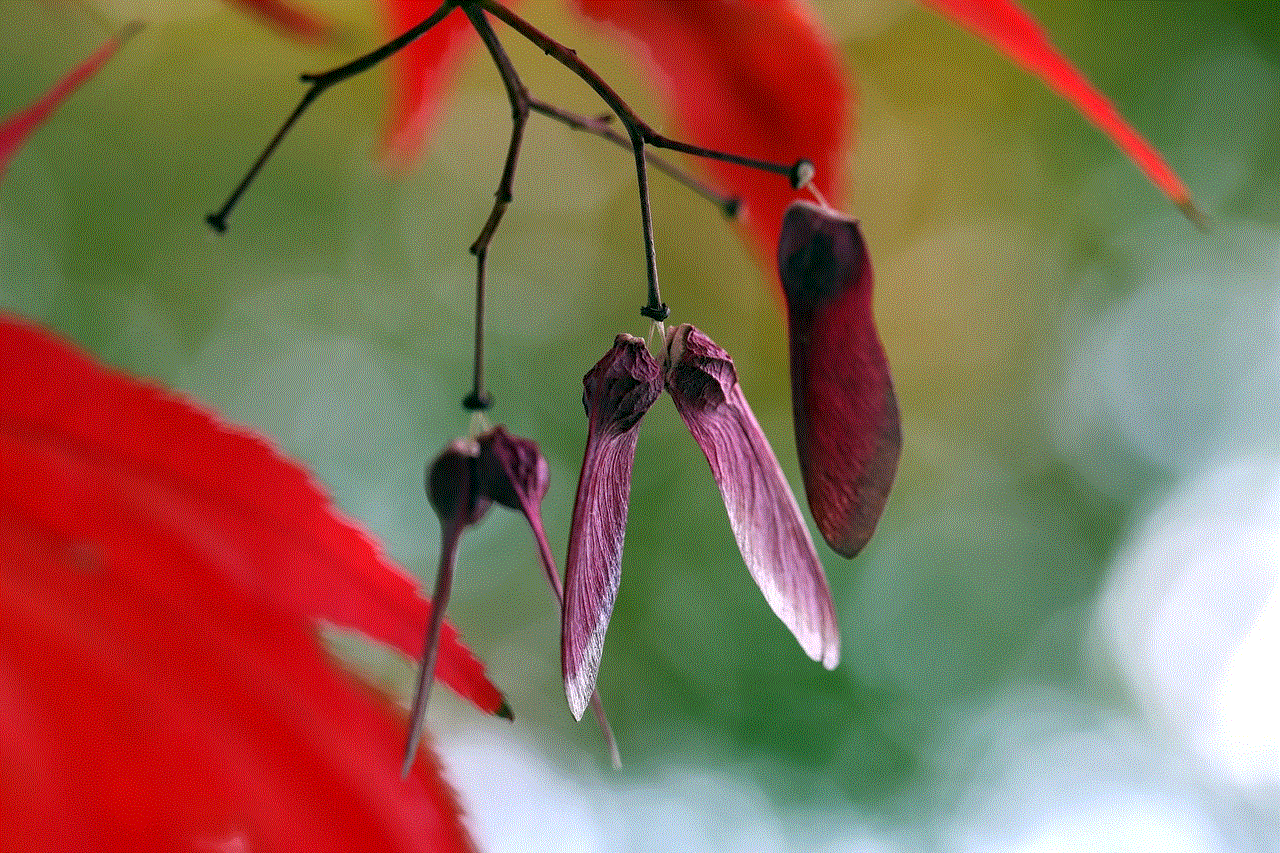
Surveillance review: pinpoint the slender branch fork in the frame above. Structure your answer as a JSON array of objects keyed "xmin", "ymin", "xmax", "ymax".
[
  {"xmin": 206, "ymin": 0, "xmax": 809, "ymax": 361},
  {"xmin": 528, "ymin": 100, "xmax": 741, "ymax": 217},
  {"xmin": 205, "ymin": 0, "xmax": 460, "ymax": 235},
  {"xmin": 473, "ymin": 0, "xmax": 808, "ymax": 323}
]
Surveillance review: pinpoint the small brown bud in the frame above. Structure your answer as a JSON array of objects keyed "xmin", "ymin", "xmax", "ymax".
[{"xmin": 778, "ymin": 201, "xmax": 900, "ymax": 559}]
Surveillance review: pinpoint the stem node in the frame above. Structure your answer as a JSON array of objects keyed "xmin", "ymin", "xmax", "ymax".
[
  {"xmin": 640, "ymin": 302, "xmax": 670, "ymax": 322},
  {"xmin": 463, "ymin": 391, "xmax": 494, "ymax": 411}
]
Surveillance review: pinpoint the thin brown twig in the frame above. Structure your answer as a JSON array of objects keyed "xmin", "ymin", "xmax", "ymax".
[
  {"xmin": 459, "ymin": 5, "xmax": 529, "ymax": 412},
  {"xmin": 529, "ymin": 100, "xmax": 740, "ymax": 217},
  {"xmin": 477, "ymin": 0, "xmax": 808, "ymax": 320},
  {"xmin": 207, "ymin": 0, "xmax": 460, "ymax": 232}
]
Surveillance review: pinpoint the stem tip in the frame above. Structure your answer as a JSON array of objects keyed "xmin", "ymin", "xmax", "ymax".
[{"xmin": 789, "ymin": 159, "xmax": 816, "ymax": 190}]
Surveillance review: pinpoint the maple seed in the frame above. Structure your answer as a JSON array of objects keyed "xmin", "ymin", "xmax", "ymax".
[
  {"xmin": 425, "ymin": 438, "xmax": 492, "ymax": 526},
  {"xmin": 476, "ymin": 426, "xmax": 549, "ymax": 515},
  {"xmin": 475, "ymin": 426, "xmax": 621, "ymax": 767},
  {"xmin": 403, "ymin": 438, "xmax": 491, "ymax": 777},
  {"xmin": 562, "ymin": 335, "xmax": 663, "ymax": 720},
  {"xmin": 663, "ymin": 323, "xmax": 839, "ymax": 668},
  {"xmin": 778, "ymin": 201, "xmax": 901, "ymax": 559}
]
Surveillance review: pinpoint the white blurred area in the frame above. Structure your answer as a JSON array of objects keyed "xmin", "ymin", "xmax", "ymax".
[
  {"xmin": 437, "ymin": 726, "xmax": 892, "ymax": 853},
  {"xmin": 940, "ymin": 692, "xmax": 1240, "ymax": 853},
  {"xmin": 1058, "ymin": 222, "xmax": 1280, "ymax": 794},
  {"xmin": 438, "ymin": 693, "xmax": 1261, "ymax": 853},
  {"xmin": 1065, "ymin": 220, "xmax": 1280, "ymax": 846},
  {"xmin": 1054, "ymin": 225, "xmax": 1280, "ymax": 495},
  {"xmin": 1099, "ymin": 459, "xmax": 1280, "ymax": 795}
]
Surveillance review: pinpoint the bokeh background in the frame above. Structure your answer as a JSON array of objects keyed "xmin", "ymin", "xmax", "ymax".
[{"xmin": 3, "ymin": 1, "xmax": 1278, "ymax": 850}]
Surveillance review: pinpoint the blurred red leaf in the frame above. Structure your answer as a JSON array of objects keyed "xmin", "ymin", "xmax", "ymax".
[
  {"xmin": 924, "ymin": 0, "xmax": 1200, "ymax": 221},
  {"xmin": 224, "ymin": 0, "xmax": 339, "ymax": 44},
  {"xmin": 571, "ymin": 0, "xmax": 850, "ymax": 262},
  {"xmin": 380, "ymin": 1, "xmax": 477, "ymax": 168},
  {"xmin": 0, "ymin": 24, "xmax": 139, "ymax": 183},
  {"xmin": 0, "ymin": 314, "xmax": 502, "ymax": 852}
]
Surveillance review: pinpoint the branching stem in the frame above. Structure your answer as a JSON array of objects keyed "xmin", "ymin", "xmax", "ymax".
[
  {"xmin": 530, "ymin": 101, "xmax": 740, "ymax": 216},
  {"xmin": 478, "ymin": 0, "xmax": 808, "ymax": 319},
  {"xmin": 460, "ymin": 5, "xmax": 528, "ymax": 411},
  {"xmin": 209, "ymin": 0, "xmax": 802, "ymax": 321},
  {"xmin": 208, "ymin": 0, "xmax": 814, "ymax": 773},
  {"xmin": 207, "ymin": 0, "xmax": 459, "ymax": 232}
]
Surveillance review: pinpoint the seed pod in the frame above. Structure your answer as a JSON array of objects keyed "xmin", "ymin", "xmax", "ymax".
[
  {"xmin": 778, "ymin": 201, "xmax": 900, "ymax": 559},
  {"xmin": 475, "ymin": 426, "xmax": 621, "ymax": 765}
]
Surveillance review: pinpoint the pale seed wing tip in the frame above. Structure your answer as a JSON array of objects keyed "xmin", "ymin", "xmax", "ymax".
[
  {"xmin": 566, "ymin": 672, "xmax": 591, "ymax": 721},
  {"xmin": 823, "ymin": 637, "xmax": 840, "ymax": 669}
]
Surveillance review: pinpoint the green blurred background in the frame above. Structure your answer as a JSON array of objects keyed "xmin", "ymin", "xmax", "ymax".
[{"xmin": 3, "ymin": 1, "xmax": 1279, "ymax": 849}]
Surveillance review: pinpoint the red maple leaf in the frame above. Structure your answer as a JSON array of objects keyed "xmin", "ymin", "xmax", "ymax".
[
  {"xmin": 923, "ymin": 0, "xmax": 1200, "ymax": 223},
  {"xmin": 0, "ymin": 314, "xmax": 504, "ymax": 852}
]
